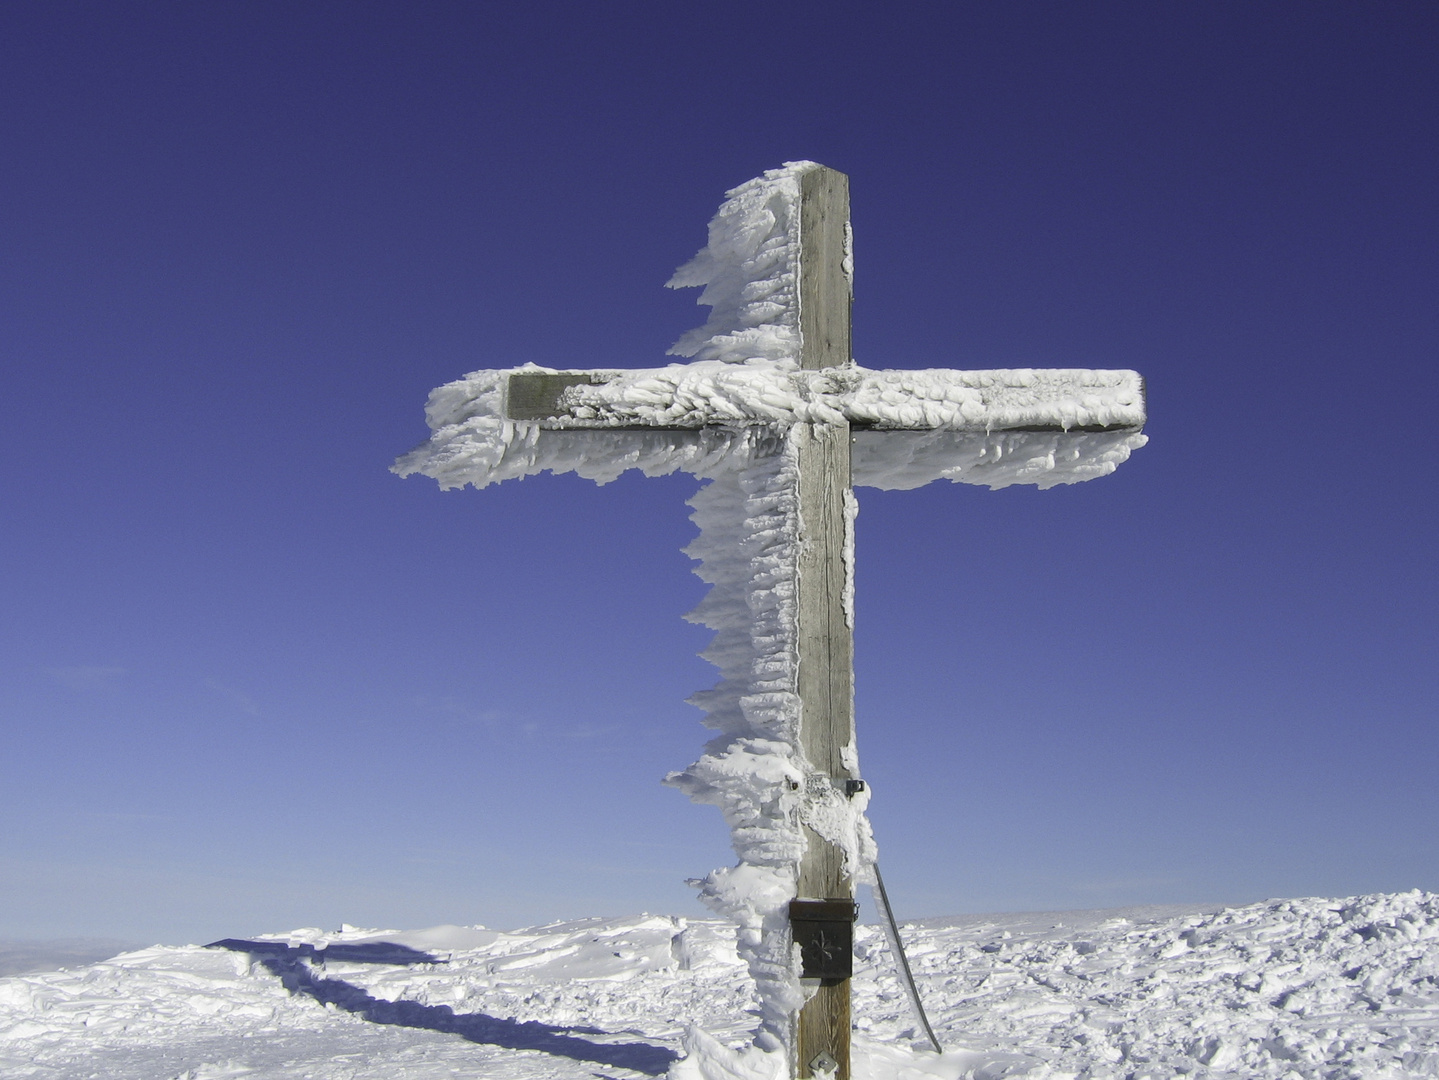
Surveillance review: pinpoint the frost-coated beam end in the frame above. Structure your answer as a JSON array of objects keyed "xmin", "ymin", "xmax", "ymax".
[{"xmin": 505, "ymin": 372, "xmax": 605, "ymax": 420}]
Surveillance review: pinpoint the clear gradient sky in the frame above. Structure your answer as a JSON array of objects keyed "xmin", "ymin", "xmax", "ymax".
[{"xmin": 2, "ymin": 2, "xmax": 1436, "ymax": 945}]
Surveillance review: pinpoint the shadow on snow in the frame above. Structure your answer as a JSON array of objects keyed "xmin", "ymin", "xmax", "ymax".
[{"xmin": 207, "ymin": 938, "xmax": 678, "ymax": 1076}]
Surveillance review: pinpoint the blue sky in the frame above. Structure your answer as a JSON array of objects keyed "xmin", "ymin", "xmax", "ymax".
[{"xmin": 2, "ymin": 2, "xmax": 1435, "ymax": 944}]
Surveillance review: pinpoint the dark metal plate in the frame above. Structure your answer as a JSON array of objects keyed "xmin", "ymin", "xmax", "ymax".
[{"xmin": 790, "ymin": 899, "xmax": 858, "ymax": 980}]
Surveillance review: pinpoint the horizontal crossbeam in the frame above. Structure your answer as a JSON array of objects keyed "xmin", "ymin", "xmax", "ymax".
[{"xmin": 503, "ymin": 364, "xmax": 1145, "ymax": 434}]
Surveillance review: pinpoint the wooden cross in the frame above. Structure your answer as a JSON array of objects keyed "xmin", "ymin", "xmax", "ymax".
[{"xmin": 396, "ymin": 163, "xmax": 1146, "ymax": 1080}]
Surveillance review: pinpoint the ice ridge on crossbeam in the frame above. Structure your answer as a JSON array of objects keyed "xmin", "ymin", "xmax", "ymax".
[{"xmin": 394, "ymin": 161, "xmax": 1147, "ymax": 1057}]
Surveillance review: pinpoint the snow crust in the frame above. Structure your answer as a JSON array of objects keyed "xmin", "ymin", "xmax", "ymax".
[
  {"xmin": 6, "ymin": 893, "xmax": 1439, "ymax": 1079},
  {"xmin": 393, "ymin": 163, "xmax": 1148, "ymax": 1055}
]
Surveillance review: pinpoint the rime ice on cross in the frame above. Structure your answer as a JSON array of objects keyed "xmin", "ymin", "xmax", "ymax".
[{"xmin": 395, "ymin": 163, "xmax": 1147, "ymax": 1080}]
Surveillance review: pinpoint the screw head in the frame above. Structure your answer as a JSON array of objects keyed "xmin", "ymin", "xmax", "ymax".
[{"xmin": 809, "ymin": 1051, "xmax": 839, "ymax": 1076}]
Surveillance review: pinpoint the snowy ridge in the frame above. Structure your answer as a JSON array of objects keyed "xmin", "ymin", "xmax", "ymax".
[{"xmin": 5, "ymin": 893, "xmax": 1439, "ymax": 1078}]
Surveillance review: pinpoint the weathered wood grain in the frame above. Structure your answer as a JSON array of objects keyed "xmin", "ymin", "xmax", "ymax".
[
  {"xmin": 793, "ymin": 165, "xmax": 857, "ymax": 1080},
  {"xmin": 506, "ymin": 372, "xmax": 601, "ymax": 420},
  {"xmin": 798, "ymin": 167, "xmax": 852, "ymax": 373}
]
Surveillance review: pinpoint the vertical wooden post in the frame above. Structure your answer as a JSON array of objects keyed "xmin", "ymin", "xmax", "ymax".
[{"xmin": 793, "ymin": 165, "xmax": 856, "ymax": 1080}]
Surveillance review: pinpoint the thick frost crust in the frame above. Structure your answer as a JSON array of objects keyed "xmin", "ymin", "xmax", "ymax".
[
  {"xmin": 409, "ymin": 360, "xmax": 1145, "ymax": 436},
  {"xmin": 393, "ymin": 364, "xmax": 1146, "ymax": 494},
  {"xmin": 666, "ymin": 163, "xmax": 807, "ymax": 365},
  {"xmin": 662, "ymin": 437, "xmax": 879, "ymax": 1051},
  {"xmin": 669, "ymin": 441, "xmax": 807, "ymax": 1047}
]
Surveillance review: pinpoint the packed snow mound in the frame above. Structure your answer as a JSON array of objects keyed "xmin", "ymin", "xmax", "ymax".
[{"xmin": 4, "ymin": 892, "xmax": 1439, "ymax": 1079}]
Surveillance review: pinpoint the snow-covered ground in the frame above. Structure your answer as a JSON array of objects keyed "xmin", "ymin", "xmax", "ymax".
[{"xmin": 3, "ymin": 890, "xmax": 1438, "ymax": 1079}]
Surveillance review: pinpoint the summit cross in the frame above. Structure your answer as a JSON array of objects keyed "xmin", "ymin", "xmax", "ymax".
[{"xmin": 396, "ymin": 162, "xmax": 1147, "ymax": 1080}]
